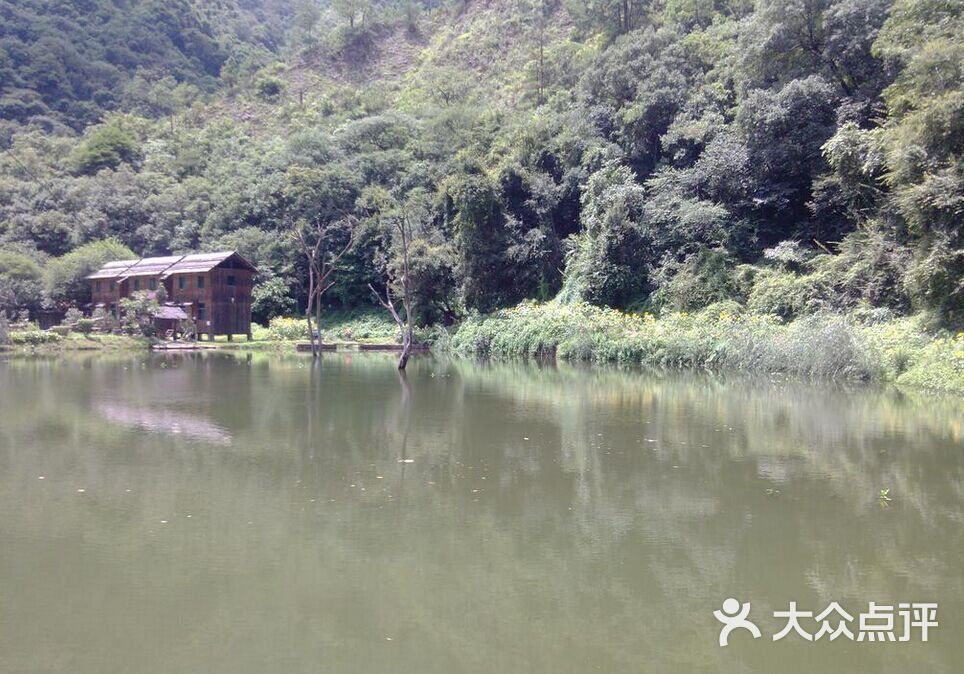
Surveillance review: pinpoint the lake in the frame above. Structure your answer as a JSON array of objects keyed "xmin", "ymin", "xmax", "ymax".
[{"xmin": 0, "ymin": 353, "xmax": 961, "ymax": 673}]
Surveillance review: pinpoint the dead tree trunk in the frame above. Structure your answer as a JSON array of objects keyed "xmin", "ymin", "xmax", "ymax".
[
  {"xmin": 370, "ymin": 279, "xmax": 413, "ymax": 370},
  {"xmin": 370, "ymin": 203, "xmax": 415, "ymax": 369}
]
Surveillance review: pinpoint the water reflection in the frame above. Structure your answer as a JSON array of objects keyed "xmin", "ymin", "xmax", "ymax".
[
  {"xmin": 0, "ymin": 353, "xmax": 960, "ymax": 674},
  {"xmin": 95, "ymin": 401, "xmax": 232, "ymax": 445}
]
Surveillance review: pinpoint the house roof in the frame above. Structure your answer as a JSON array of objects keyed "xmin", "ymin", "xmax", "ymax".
[
  {"xmin": 85, "ymin": 251, "xmax": 256, "ymax": 281},
  {"xmin": 86, "ymin": 259, "xmax": 139, "ymax": 280},
  {"xmin": 160, "ymin": 252, "xmax": 257, "ymax": 277},
  {"xmin": 118, "ymin": 256, "xmax": 185, "ymax": 280},
  {"xmin": 153, "ymin": 305, "xmax": 189, "ymax": 320}
]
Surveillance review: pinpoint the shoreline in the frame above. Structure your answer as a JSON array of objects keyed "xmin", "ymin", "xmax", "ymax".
[
  {"xmin": 4, "ymin": 303, "xmax": 962, "ymax": 395},
  {"xmin": 444, "ymin": 302, "xmax": 964, "ymax": 395}
]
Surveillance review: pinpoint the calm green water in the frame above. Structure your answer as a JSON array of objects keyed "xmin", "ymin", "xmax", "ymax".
[{"xmin": 0, "ymin": 353, "xmax": 961, "ymax": 673}]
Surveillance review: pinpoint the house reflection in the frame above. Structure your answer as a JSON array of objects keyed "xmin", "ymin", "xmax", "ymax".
[{"xmin": 96, "ymin": 400, "xmax": 232, "ymax": 445}]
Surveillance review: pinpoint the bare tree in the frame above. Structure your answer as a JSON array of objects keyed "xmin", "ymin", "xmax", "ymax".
[
  {"xmin": 333, "ymin": 0, "xmax": 372, "ymax": 30},
  {"xmin": 368, "ymin": 197, "xmax": 420, "ymax": 370},
  {"xmin": 292, "ymin": 216, "xmax": 357, "ymax": 357}
]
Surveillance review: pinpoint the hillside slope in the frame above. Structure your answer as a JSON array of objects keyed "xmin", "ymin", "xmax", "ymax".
[{"xmin": 0, "ymin": 0, "xmax": 961, "ymax": 333}]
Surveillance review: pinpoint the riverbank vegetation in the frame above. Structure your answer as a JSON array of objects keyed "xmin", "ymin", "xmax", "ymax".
[
  {"xmin": 447, "ymin": 302, "xmax": 964, "ymax": 392},
  {"xmin": 0, "ymin": 329, "xmax": 148, "ymax": 354},
  {"xmin": 0, "ymin": 1, "xmax": 960, "ymax": 385}
]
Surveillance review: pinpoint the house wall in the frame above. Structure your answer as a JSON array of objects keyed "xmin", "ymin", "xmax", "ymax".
[
  {"xmin": 91, "ymin": 277, "xmax": 164, "ymax": 316},
  {"xmin": 167, "ymin": 271, "xmax": 213, "ymax": 331},
  {"xmin": 90, "ymin": 280, "xmax": 122, "ymax": 315},
  {"xmin": 209, "ymin": 266, "xmax": 253, "ymax": 336},
  {"xmin": 166, "ymin": 266, "xmax": 253, "ymax": 336}
]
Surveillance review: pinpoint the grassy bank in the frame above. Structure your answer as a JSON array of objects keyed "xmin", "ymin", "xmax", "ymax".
[
  {"xmin": 446, "ymin": 301, "xmax": 964, "ymax": 393},
  {"xmin": 1, "ymin": 332, "xmax": 149, "ymax": 354},
  {"xmin": 251, "ymin": 311, "xmax": 400, "ymax": 344},
  {"xmin": 0, "ymin": 310, "xmax": 402, "ymax": 355}
]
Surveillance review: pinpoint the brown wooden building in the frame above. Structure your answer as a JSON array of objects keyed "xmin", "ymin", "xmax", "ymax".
[{"xmin": 87, "ymin": 251, "xmax": 257, "ymax": 340}]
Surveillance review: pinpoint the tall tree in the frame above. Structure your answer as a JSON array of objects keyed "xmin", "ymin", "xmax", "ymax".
[
  {"xmin": 292, "ymin": 216, "xmax": 358, "ymax": 357},
  {"xmin": 366, "ymin": 188, "xmax": 430, "ymax": 370}
]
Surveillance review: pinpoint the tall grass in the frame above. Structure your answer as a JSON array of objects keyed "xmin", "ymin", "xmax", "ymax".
[{"xmin": 447, "ymin": 300, "xmax": 964, "ymax": 391}]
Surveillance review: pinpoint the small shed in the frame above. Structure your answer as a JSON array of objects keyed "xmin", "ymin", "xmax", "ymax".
[{"xmin": 153, "ymin": 304, "xmax": 189, "ymax": 338}]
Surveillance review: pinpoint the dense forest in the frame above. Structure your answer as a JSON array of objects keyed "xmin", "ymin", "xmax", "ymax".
[{"xmin": 0, "ymin": 0, "xmax": 961, "ymax": 329}]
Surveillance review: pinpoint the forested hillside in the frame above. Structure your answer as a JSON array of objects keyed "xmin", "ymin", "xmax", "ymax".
[
  {"xmin": 0, "ymin": 0, "xmax": 293, "ymax": 129},
  {"xmin": 1, "ymin": 0, "xmax": 961, "ymax": 329}
]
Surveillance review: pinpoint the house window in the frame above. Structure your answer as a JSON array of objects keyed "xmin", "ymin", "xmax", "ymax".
[
  {"xmin": 197, "ymin": 303, "xmax": 206, "ymax": 321},
  {"xmin": 133, "ymin": 279, "xmax": 140, "ymax": 291},
  {"xmin": 95, "ymin": 281, "xmax": 101, "ymax": 292},
  {"xmin": 148, "ymin": 279, "xmax": 157, "ymax": 290},
  {"xmin": 178, "ymin": 276, "xmax": 186, "ymax": 290},
  {"xmin": 226, "ymin": 275, "xmax": 236, "ymax": 286},
  {"xmin": 197, "ymin": 276, "xmax": 205, "ymax": 289}
]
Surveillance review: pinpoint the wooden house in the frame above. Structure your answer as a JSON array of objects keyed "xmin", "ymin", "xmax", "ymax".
[
  {"xmin": 86, "ymin": 251, "xmax": 257, "ymax": 340},
  {"xmin": 88, "ymin": 258, "xmax": 139, "ymax": 318}
]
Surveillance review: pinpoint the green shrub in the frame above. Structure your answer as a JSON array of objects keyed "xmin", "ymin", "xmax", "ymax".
[
  {"xmin": 255, "ymin": 76, "xmax": 285, "ymax": 101},
  {"xmin": 250, "ymin": 323, "xmax": 271, "ymax": 341},
  {"xmin": 264, "ymin": 312, "xmax": 401, "ymax": 342},
  {"xmin": 10, "ymin": 330, "xmax": 61, "ymax": 345},
  {"xmin": 267, "ymin": 316, "xmax": 308, "ymax": 341},
  {"xmin": 745, "ymin": 268, "xmax": 815, "ymax": 319},
  {"xmin": 73, "ymin": 318, "xmax": 96, "ymax": 335},
  {"xmin": 63, "ymin": 307, "xmax": 84, "ymax": 325},
  {"xmin": 895, "ymin": 334, "xmax": 964, "ymax": 393},
  {"xmin": 651, "ymin": 248, "xmax": 739, "ymax": 312},
  {"xmin": 320, "ymin": 311, "xmax": 398, "ymax": 341}
]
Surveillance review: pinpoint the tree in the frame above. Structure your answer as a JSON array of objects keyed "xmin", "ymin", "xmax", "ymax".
[
  {"xmin": 119, "ymin": 291, "xmax": 160, "ymax": 337},
  {"xmin": 69, "ymin": 122, "xmax": 139, "ymax": 175},
  {"xmin": 562, "ymin": 163, "xmax": 654, "ymax": 308},
  {"xmin": 872, "ymin": 0, "xmax": 964, "ymax": 325},
  {"xmin": 292, "ymin": 216, "xmax": 358, "ymax": 356},
  {"xmin": 567, "ymin": 0, "xmax": 650, "ymax": 37},
  {"xmin": 251, "ymin": 276, "xmax": 298, "ymax": 324},
  {"xmin": 366, "ymin": 188, "xmax": 428, "ymax": 370},
  {"xmin": 0, "ymin": 252, "xmax": 44, "ymax": 315},
  {"xmin": 44, "ymin": 238, "xmax": 136, "ymax": 308},
  {"xmin": 735, "ymin": 75, "xmax": 838, "ymax": 244},
  {"xmin": 740, "ymin": 0, "xmax": 893, "ymax": 99},
  {"xmin": 333, "ymin": 0, "xmax": 372, "ymax": 30},
  {"xmin": 294, "ymin": 0, "xmax": 323, "ymax": 47},
  {"xmin": 442, "ymin": 168, "xmax": 514, "ymax": 313}
]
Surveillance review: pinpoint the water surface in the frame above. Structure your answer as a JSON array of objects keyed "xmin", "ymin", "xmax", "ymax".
[{"xmin": 0, "ymin": 353, "xmax": 961, "ymax": 673}]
